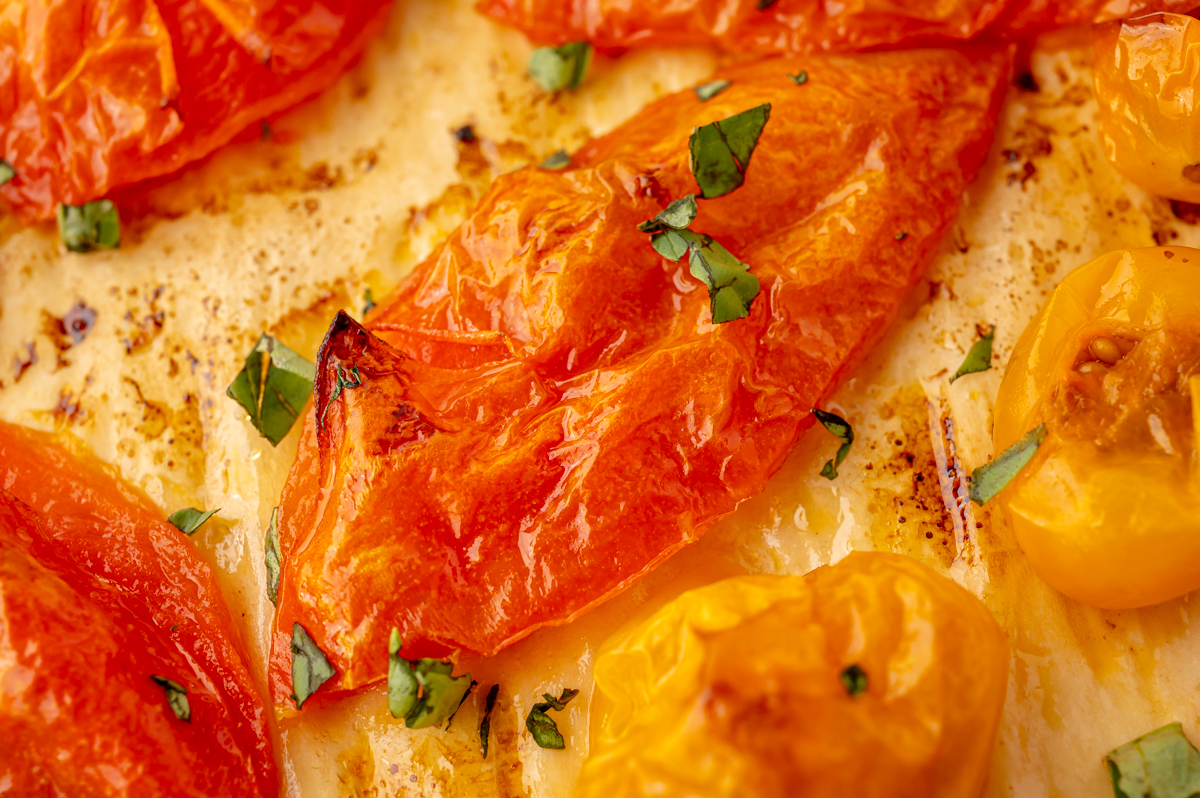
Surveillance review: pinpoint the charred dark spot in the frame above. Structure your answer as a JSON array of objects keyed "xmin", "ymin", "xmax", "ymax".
[
  {"xmin": 454, "ymin": 125, "xmax": 478, "ymax": 144},
  {"xmin": 62, "ymin": 302, "xmax": 97, "ymax": 344}
]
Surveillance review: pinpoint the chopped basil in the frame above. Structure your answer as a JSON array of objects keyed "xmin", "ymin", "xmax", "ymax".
[
  {"xmin": 480, "ymin": 684, "xmax": 500, "ymax": 759},
  {"xmin": 264, "ymin": 507, "xmax": 282, "ymax": 606},
  {"xmin": 167, "ymin": 507, "xmax": 218, "ymax": 536},
  {"xmin": 362, "ymin": 288, "xmax": 376, "ymax": 316},
  {"xmin": 840, "ymin": 665, "xmax": 867, "ymax": 697},
  {"xmin": 650, "ymin": 229, "xmax": 692, "ymax": 261},
  {"xmin": 649, "ymin": 228, "xmax": 759, "ymax": 323},
  {"xmin": 694, "ymin": 80, "xmax": 731, "ymax": 102},
  {"xmin": 318, "ymin": 364, "xmax": 363, "ymax": 432},
  {"xmin": 445, "ymin": 680, "xmax": 478, "ymax": 730},
  {"xmin": 969, "ymin": 424, "xmax": 1046, "ymax": 505},
  {"xmin": 529, "ymin": 42, "xmax": 593, "ymax": 92},
  {"xmin": 950, "ymin": 325, "xmax": 995, "ymax": 383},
  {"xmin": 386, "ymin": 628, "xmax": 474, "ymax": 729},
  {"xmin": 637, "ymin": 195, "xmax": 698, "ymax": 234},
  {"xmin": 788, "ymin": 71, "xmax": 808, "ymax": 85},
  {"xmin": 57, "ymin": 200, "xmax": 120, "ymax": 253},
  {"xmin": 526, "ymin": 688, "xmax": 579, "ymax": 750},
  {"xmin": 812, "ymin": 409, "xmax": 854, "ymax": 480},
  {"xmin": 290, "ymin": 622, "xmax": 336, "ymax": 709},
  {"xmin": 1106, "ymin": 723, "xmax": 1200, "ymax": 798},
  {"xmin": 688, "ymin": 103, "xmax": 771, "ymax": 199},
  {"xmin": 0, "ymin": 161, "xmax": 13, "ymax": 186},
  {"xmin": 226, "ymin": 334, "xmax": 315, "ymax": 446},
  {"xmin": 540, "ymin": 150, "xmax": 571, "ymax": 170},
  {"xmin": 151, "ymin": 675, "xmax": 191, "ymax": 722},
  {"xmin": 895, "ymin": 231, "xmax": 909, "ymax": 241}
]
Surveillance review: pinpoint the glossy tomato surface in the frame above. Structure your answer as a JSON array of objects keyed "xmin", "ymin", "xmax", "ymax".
[
  {"xmin": 576, "ymin": 552, "xmax": 1009, "ymax": 798},
  {"xmin": 0, "ymin": 0, "xmax": 393, "ymax": 221},
  {"xmin": 994, "ymin": 247, "xmax": 1200, "ymax": 609},
  {"xmin": 479, "ymin": 0, "xmax": 1190, "ymax": 55},
  {"xmin": 0, "ymin": 422, "xmax": 277, "ymax": 796},
  {"xmin": 267, "ymin": 46, "xmax": 1011, "ymax": 706}
]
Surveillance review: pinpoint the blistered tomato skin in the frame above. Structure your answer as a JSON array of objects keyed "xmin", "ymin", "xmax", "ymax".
[
  {"xmin": 994, "ymin": 247, "xmax": 1200, "ymax": 609},
  {"xmin": 0, "ymin": 422, "xmax": 277, "ymax": 797},
  {"xmin": 479, "ymin": 0, "xmax": 1190, "ymax": 55},
  {"xmin": 268, "ymin": 47, "xmax": 1010, "ymax": 705},
  {"xmin": 1093, "ymin": 13, "xmax": 1200, "ymax": 203},
  {"xmin": 0, "ymin": 0, "xmax": 393, "ymax": 221},
  {"xmin": 576, "ymin": 553, "xmax": 1009, "ymax": 798}
]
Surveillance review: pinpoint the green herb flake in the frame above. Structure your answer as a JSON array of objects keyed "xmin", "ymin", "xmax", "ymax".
[
  {"xmin": 362, "ymin": 288, "xmax": 376, "ymax": 316},
  {"xmin": 688, "ymin": 103, "xmax": 771, "ymax": 199},
  {"xmin": 290, "ymin": 622, "xmax": 336, "ymax": 709},
  {"xmin": 969, "ymin": 424, "xmax": 1047, "ymax": 505},
  {"xmin": 526, "ymin": 688, "xmax": 579, "ymax": 750},
  {"xmin": 529, "ymin": 42, "xmax": 593, "ymax": 92},
  {"xmin": 1106, "ymin": 723, "xmax": 1200, "ymax": 798},
  {"xmin": 386, "ymin": 627, "xmax": 474, "ymax": 730},
  {"xmin": 151, "ymin": 675, "xmax": 191, "ymax": 722},
  {"xmin": 318, "ymin": 364, "xmax": 363, "ymax": 432},
  {"xmin": 758, "ymin": 0, "xmax": 778, "ymax": 8},
  {"xmin": 638, "ymin": 194, "xmax": 698, "ymax": 234},
  {"xmin": 646, "ymin": 227, "xmax": 759, "ymax": 323},
  {"xmin": 226, "ymin": 334, "xmax": 315, "ymax": 446},
  {"xmin": 260, "ymin": 121, "xmax": 272, "ymax": 141},
  {"xmin": 0, "ymin": 161, "xmax": 13, "ymax": 186},
  {"xmin": 445, "ymin": 680, "xmax": 478, "ymax": 730},
  {"xmin": 812, "ymin": 408, "xmax": 854, "ymax": 480},
  {"xmin": 895, "ymin": 230, "xmax": 909, "ymax": 241},
  {"xmin": 264, "ymin": 507, "xmax": 282, "ymax": 606},
  {"xmin": 480, "ymin": 684, "xmax": 500, "ymax": 759},
  {"xmin": 788, "ymin": 71, "xmax": 808, "ymax": 85},
  {"xmin": 694, "ymin": 79, "xmax": 731, "ymax": 102},
  {"xmin": 540, "ymin": 150, "xmax": 571, "ymax": 170},
  {"xmin": 840, "ymin": 664, "xmax": 867, "ymax": 697},
  {"xmin": 57, "ymin": 200, "xmax": 120, "ymax": 253},
  {"xmin": 168, "ymin": 507, "xmax": 218, "ymax": 536},
  {"xmin": 951, "ymin": 325, "xmax": 995, "ymax": 383}
]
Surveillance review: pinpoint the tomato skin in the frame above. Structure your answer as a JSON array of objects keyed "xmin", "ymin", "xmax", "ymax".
[
  {"xmin": 994, "ymin": 247, "xmax": 1200, "ymax": 609},
  {"xmin": 0, "ymin": 0, "xmax": 393, "ymax": 221},
  {"xmin": 269, "ymin": 48, "xmax": 1010, "ymax": 704},
  {"xmin": 1093, "ymin": 13, "xmax": 1200, "ymax": 203},
  {"xmin": 577, "ymin": 553, "xmax": 1009, "ymax": 798},
  {"xmin": 478, "ymin": 0, "xmax": 1190, "ymax": 55},
  {"xmin": 0, "ymin": 422, "xmax": 277, "ymax": 797}
]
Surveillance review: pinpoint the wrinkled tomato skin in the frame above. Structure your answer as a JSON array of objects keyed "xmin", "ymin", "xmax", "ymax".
[
  {"xmin": 478, "ymin": 0, "xmax": 1190, "ymax": 55},
  {"xmin": 0, "ymin": 0, "xmax": 393, "ymax": 221},
  {"xmin": 1093, "ymin": 13, "xmax": 1200, "ymax": 203},
  {"xmin": 0, "ymin": 422, "xmax": 277, "ymax": 797},
  {"xmin": 268, "ymin": 47, "xmax": 1010, "ymax": 705},
  {"xmin": 994, "ymin": 247, "xmax": 1200, "ymax": 609},
  {"xmin": 577, "ymin": 553, "xmax": 1009, "ymax": 798}
]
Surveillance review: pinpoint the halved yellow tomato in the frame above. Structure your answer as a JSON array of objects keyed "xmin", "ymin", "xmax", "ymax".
[{"xmin": 994, "ymin": 246, "xmax": 1200, "ymax": 608}]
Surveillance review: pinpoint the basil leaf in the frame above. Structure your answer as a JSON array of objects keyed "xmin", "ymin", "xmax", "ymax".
[
  {"xmin": 969, "ymin": 424, "xmax": 1046, "ymax": 505},
  {"xmin": 688, "ymin": 103, "xmax": 771, "ymax": 199},
  {"xmin": 480, "ymin": 684, "xmax": 500, "ymax": 759},
  {"xmin": 638, "ymin": 195, "xmax": 698, "ymax": 233},
  {"xmin": 540, "ymin": 150, "xmax": 571, "ymax": 170},
  {"xmin": 387, "ymin": 628, "xmax": 420, "ymax": 720},
  {"xmin": 788, "ymin": 71, "xmax": 808, "ymax": 85},
  {"xmin": 694, "ymin": 80, "xmax": 731, "ymax": 102},
  {"xmin": 151, "ymin": 675, "xmax": 191, "ymax": 722},
  {"xmin": 529, "ymin": 42, "xmax": 592, "ymax": 92},
  {"xmin": 362, "ymin": 288, "xmax": 376, "ymax": 316},
  {"xmin": 650, "ymin": 229, "xmax": 691, "ymax": 262},
  {"xmin": 896, "ymin": 231, "xmax": 909, "ymax": 241},
  {"xmin": 57, "ymin": 200, "xmax": 120, "ymax": 253},
  {"xmin": 227, "ymin": 334, "xmax": 315, "ymax": 446},
  {"xmin": 444, "ymin": 679, "xmax": 478, "ymax": 730},
  {"xmin": 951, "ymin": 325, "xmax": 995, "ymax": 382},
  {"xmin": 264, "ymin": 507, "xmax": 282, "ymax": 605},
  {"xmin": 526, "ymin": 688, "xmax": 579, "ymax": 749},
  {"xmin": 1106, "ymin": 723, "xmax": 1200, "ymax": 798},
  {"xmin": 318, "ymin": 364, "xmax": 363, "ymax": 432},
  {"xmin": 386, "ymin": 627, "xmax": 474, "ymax": 729},
  {"xmin": 812, "ymin": 408, "xmax": 854, "ymax": 480},
  {"xmin": 290, "ymin": 622, "xmax": 336, "ymax": 709},
  {"xmin": 0, "ymin": 161, "xmax": 13, "ymax": 186},
  {"xmin": 168, "ymin": 507, "xmax": 218, "ymax": 536},
  {"xmin": 840, "ymin": 665, "xmax": 867, "ymax": 697},
  {"xmin": 687, "ymin": 236, "xmax": 760, "ymax": 323}
]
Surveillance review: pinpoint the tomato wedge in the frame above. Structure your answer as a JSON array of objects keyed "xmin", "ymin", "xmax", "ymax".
[
  {"xmin": 0, "ymin": 0, "xmax": 392, "ymax": 221},
  {"xmin": 0, "ymin": 422, "xmax": 276, "ymax": 796},
  {"xmin": 268, "ymin": 47, "xmax": 1010, "ymax": 705}
]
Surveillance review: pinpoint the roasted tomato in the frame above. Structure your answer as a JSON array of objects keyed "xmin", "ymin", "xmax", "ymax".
[
  {"xmin": 0, "ymin": 422, "xmax": 277, "ymax": 796},
  {"xmin": 267, "ymin": 47, "xmax": 1010, "ymax": 706},
  {"xmin": 479, "ymin": 0, "xmax": 1190, "ymax": 56},
  {"xmin": 0, "ymin": 0, "xmax": 393, "ymax": 221},
  {"xmin": 576, "ymin": 552, "xmax": 1009, "ymax": 798},
  {"xmin": 993, "ymin": 247, "xmax": 1200, "ymax": 609},
  {"xmin": 1093, "ymin": 12, "xmax": 1200, "ymax": 203}
]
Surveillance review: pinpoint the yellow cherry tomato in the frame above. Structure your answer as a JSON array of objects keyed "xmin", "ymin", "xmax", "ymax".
[
  {"xmin": 576, "ymin": 552, "xmax": 1008, "ymax": 798},
  {"xmin": 1093, "ymin": 13, "xmax": 1200, "ymax": 202},
  {"xmin": 994, "ymin": 246, "xmax": 1200, "ymax": 609}
]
